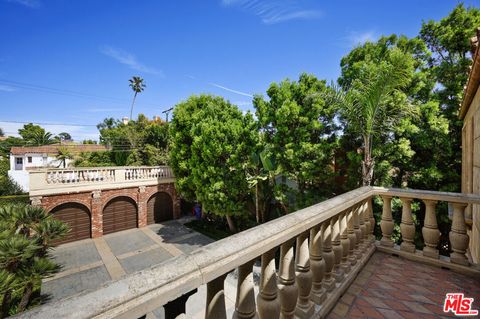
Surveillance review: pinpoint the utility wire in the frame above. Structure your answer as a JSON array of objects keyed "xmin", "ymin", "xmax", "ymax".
[{"xmin": 0, "ymin": 79, "xmax": 164, "ymax": 108}]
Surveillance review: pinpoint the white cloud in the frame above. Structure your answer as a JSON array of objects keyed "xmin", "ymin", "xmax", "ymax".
[
  {"xmin": 209, "ymin": 83, "xmax": 253, "ymax": 98},
  {"xmin": 221, "ymin": 0, "xmax": 321, "ymax": 25},
  {"xmin": 346, "ymin": 30, "xmax": 378, "ymax": 47},
  {"xmin": 0, "ymin": 84, "xmax": 15, "ymax": 92},
  {"xmin": 100, "ymin": 46, "xmax": 164, "ymax": 76},
  {"xmin": 6, "ymin": 0, "xmax": 40, "ymax": 8}
]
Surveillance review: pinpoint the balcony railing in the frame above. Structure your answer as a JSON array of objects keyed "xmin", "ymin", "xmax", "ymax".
[
  {"xmin": 16, "ymin": 186, "xmax": 480, "ymax": 319},
  {"xmin": 29, "ymin": 166, "xmax": 174, "ymax": 196}
]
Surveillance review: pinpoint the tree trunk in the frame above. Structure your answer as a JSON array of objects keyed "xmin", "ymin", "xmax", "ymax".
[
  {"xmin": 362, "ymin": 135, "xmax": 374, "ymax": 186},
  {"xmin": 130, "ymin": 92, "xmax": 138, "ymax": 120},
  {"xmin": 1, "ymin": 290, "xmax": 12, "ymax": 319},
  {"xmin": 255, "ymin": 183, "xmax": 260, "ymax": 224},
  {"xmin": 18, "ymin": 282, "xmax": 33, "ymax": 312},
  {"xmin": 226, "ymin": 215, "xmax": 237, "ymax": 233}
]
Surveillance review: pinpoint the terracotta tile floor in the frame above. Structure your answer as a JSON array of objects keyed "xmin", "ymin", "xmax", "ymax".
[{"xmin": 327, "ymin": 252, "xmax": 480, "ymax": 319}]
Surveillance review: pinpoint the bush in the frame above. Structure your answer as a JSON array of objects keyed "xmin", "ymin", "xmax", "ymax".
[{"xmin": 0, "ymin": 204, "xmax": 69, "ymax": 317}]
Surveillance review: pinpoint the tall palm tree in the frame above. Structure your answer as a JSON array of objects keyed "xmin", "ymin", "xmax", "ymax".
[
  {"xmin": 29, "ymin": 131, "xmax": 55, "ymax": 146},
  {"xmin": 129, "ymin": 76, "xmax": 146, "ymax": 120},
  {"xmin": 330, "ymin": 48, "xmax": 415, "ymax": 186}
]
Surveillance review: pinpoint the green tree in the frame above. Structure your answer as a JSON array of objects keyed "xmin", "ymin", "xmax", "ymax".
[
  {"xmin": 419, "ymin": 3, "xmax": 480, "ymax": 191},
  {"xmin": 0, "ymin": 128, "xmax": 3, "ymax": 137},
  {"xmin": 254, "ymin": 73, "xmax": 338, "ymax": 211},
  {"xmin": 169, "ymin": 95, "xmax": 257, "ymax": 232},
  {"xmin": 333, "ymin": 47, "xmax": 415, "ymax": 186},
  {"xmin": 128, "ymin": 76, "xmax": 146, "ymax": 120},
  {"xmin": 56, "ymin": 132, "xmax": 72, "ymax": 142}
]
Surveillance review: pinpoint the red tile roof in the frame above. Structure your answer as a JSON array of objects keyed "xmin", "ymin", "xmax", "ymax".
[{"xmin": 10, "ymin": 143, "xmax": 109, "ymax": 155}]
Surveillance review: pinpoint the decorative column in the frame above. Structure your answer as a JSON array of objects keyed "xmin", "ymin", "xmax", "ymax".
[
  {"xmin": 358, "ymin": 202, "xmax": 367, "ymax": 251},
  {"xmin": 257, "ymin": 249, "xmax": 280, "ymax": 319},
  {"xmin": 449, "ymin": 203, "xmax": 469, "ymax": 265},
  {"xmin": 422, "ymin": 200, "xmax": 439, "ymax": 258},
  {"xmin": 91, "ymin": 190, "xmax": 103, "ymax": 238},
  {"xmin": 295, "ymin": 232, "xmax": 314, "ymax": 318},
  {"xmin": 380, "ymin": 196, "xmax": 394, "ymax": 247},
  {"xmin": 363, "ymin": 200, "xmax": 371, "ymax": 244},
  {"xmin": 278, "ymin": 239, "xmax": 298, "ymax": 319},
  {"xmin": 321, "ymin": 221, "xmax": 335, "ymax": 292},
  {"xmin": 353, "ymin": 205, "xmax": 362, "ymax": 257},
  {"xmin": 309, "ymin": 225, "xmax": 326, "ymax": 305},
  {"xmin": 233, "ymin": 260, "xmax": 258, "ymax": 319},
  {"xmin": 368, "ymin": 198, "xmax": 376, "ymax": 242},
  {"xmin": 347, "ymin": 207, "xmax": 357, "ymax": 266},
  {"xmin": 340, "ymin": 212, "xmax": 351, "ymax": 274},
  {"xmin": 138, "ymin": 186, "xmax": 148, "ymax": 227},
  {"xmin": 205, "ymin": 274, "xmax": 227, "ymax": 319},
  {"xmin": 400, "ymin": 198, "xmax": 415, "ymax": 253},
  {"xmin": 331, "ymin": 216, "xmax": 344, "ymax": 282}
]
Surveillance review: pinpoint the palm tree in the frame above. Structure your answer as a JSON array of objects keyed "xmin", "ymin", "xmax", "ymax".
[
  {"xmin": 330, "ymin": 48, "xmax": 415, "ymax": 186},
  {"xmin": 29, "ymin": 131, "xmax": 55, "ymax": 146},
  {"xmin": 129, "ymin": 76, "xmax": 146, "ymax": 120},
  {"xmin": 56, "ymin": 147, "xmax": 73, "ymax": 168}
]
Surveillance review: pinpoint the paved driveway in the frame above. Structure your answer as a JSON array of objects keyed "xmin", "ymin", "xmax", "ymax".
[{"xmin": 42, "ymin": 217, "xmax": 213, "ymax": 302}]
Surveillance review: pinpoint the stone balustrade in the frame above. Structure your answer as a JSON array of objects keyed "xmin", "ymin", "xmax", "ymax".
[
  {"xmin": 29, "ymin": 166, "xmax": 174, "ymax": 196},
  {"xmin": 15, "ymin": 187, "xmax": 480, "ymax": 319}
]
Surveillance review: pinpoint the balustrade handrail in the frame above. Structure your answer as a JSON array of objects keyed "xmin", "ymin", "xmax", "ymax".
[
  {"xmin": 29, "ymin": 165, "xmax": 171, "ymax": 172},
  {"xmin": 15, "ymin": 186, "xmax": 480, "ymax": 319}
]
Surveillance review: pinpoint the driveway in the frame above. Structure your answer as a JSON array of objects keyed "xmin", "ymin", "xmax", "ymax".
[{"xmin": 42, "ymin": 217, "xmax": 214, "ymax": 302}]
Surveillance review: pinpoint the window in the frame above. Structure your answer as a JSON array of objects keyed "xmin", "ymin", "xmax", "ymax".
[
  {"xmin": 16, "ymin": 158, "xmax": 23, "ymax": 164},
  {"xmin": 28, "ymin": 157, "xmax": 32, "ymax": 163}
]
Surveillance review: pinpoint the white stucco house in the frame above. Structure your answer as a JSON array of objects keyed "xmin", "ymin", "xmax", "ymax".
[{"xmin": 8, "ymin": 143, "xmax": 108, "ymax": 192}]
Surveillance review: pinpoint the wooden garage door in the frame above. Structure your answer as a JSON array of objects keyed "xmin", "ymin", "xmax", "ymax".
[
  {"xmin": 103, "ymin": 196, "xmax": 137, "ymax": 234},
  {"xmin": 51, "ymin": 203, "xmax": 91, "ymax": 245},
  {"xmin": 147, "ymin": 192, "xmax": 173, "ymax": 224}
]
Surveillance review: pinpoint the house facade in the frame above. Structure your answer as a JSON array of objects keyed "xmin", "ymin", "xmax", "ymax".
[
  {"xmin": 8, "ymin": 143, "xmax": 108, "ymax": 191},
  {"xmin": 459, "ymin": 28, "xmax": 480, "ymax": 264}
]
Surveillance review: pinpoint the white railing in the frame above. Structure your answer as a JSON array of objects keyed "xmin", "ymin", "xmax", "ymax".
[
  {"xmin": 29, "ymin": 166, "xmax": 174, "ymax": 196},
  {"xmin": 16, "ymin": 186, "xmax": 480, "ymax": 319}
]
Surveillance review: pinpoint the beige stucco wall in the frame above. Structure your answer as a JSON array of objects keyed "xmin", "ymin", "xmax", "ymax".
[{"xmin": 462, "ymin": 84, "xmax": 480, "ymax": 264}]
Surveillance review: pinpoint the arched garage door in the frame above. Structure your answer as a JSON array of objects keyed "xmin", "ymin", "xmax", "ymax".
[
  {"xmin": 147, "ymin": 192, "xmax": 173, "ymax": 224},
  {"xmin": 103, "ymin": 197, "xmax": 138, "ymax": 234},
  {"xmin": 51, "ymin": 203, "xmax": 91, "ymax": 244}
]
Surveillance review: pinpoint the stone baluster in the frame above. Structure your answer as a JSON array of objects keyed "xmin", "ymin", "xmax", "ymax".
[
  {"xmin": 380, "ymin": 196, "xmax": 394, "ymax": 247},
  {"xmin": 295, "ymin": 232, "xmax": 314, "ymax": 318},
  {"xmin": 400, "ymin": 198, "xmax": 415, "ymax": 253},
  {"xmin": 353, "ymin": 205, "xmax": 362, "ymax": 257},
  {"xmin": 257, "ymin": 249, "xmax": 280, "ymax": 319},
  {"xmin": 422, "ymin": 200, "xmax": 440, "ymax": 258},
  {"xmin": 367, "ymin": 198, "xmax": 375, "ymax": 242},
  {"xmin": 205, "ymin": 274, "xmax": 227, "ymax": 319},
  {"xmin": 278, "ymin": 239, "xmax": 298, "ymax": 319},
  {"xmin": 347, "ymin": 207, "xmax": 357, "ymax": 266},
  {"xmin": 233, "ymin": 260, "xmax": 258, "ymax": 319},
  {"xmin": 309, "ymin": 225, "xmax": 326, "ymax": 304},
  {"xmin": 331, "ymin": 216, "xmax": 344, "ymax": 282},
  {"xmin": 321, "ymin": 221, "xmax": 335, "ymax": 292},
  {"xmin": 449, "ymin": 203, "xmax": 469, "ymax": 265},
  {"xmin": 358, "ymin": 202, "xmax": 367, "ymax": 250},
  {"xmin": 362, "ymin": 201, "xmax": 370, "ymax": 245},
  {"xmin": 340, "ymin": 211, "xmax": 351, "ymax": 273}
]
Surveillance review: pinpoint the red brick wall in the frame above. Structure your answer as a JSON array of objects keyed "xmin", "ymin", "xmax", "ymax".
[{"xmin": 31, "ymin": 182, "xmax": 179, "ymax": 239}]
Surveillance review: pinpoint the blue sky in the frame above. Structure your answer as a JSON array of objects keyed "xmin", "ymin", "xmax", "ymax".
[{"xmin": 0, "ymin": 0, "xmax": 477, "ymax": 140}]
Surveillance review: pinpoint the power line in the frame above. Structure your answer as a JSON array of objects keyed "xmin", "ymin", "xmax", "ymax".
[
  {"xmin": 0, "ymin": 79, "xmax": 164, "ymax": 108},
  {"xmin": 0, "ymin": 120, "xmax": 98, "ymax": 127}
]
